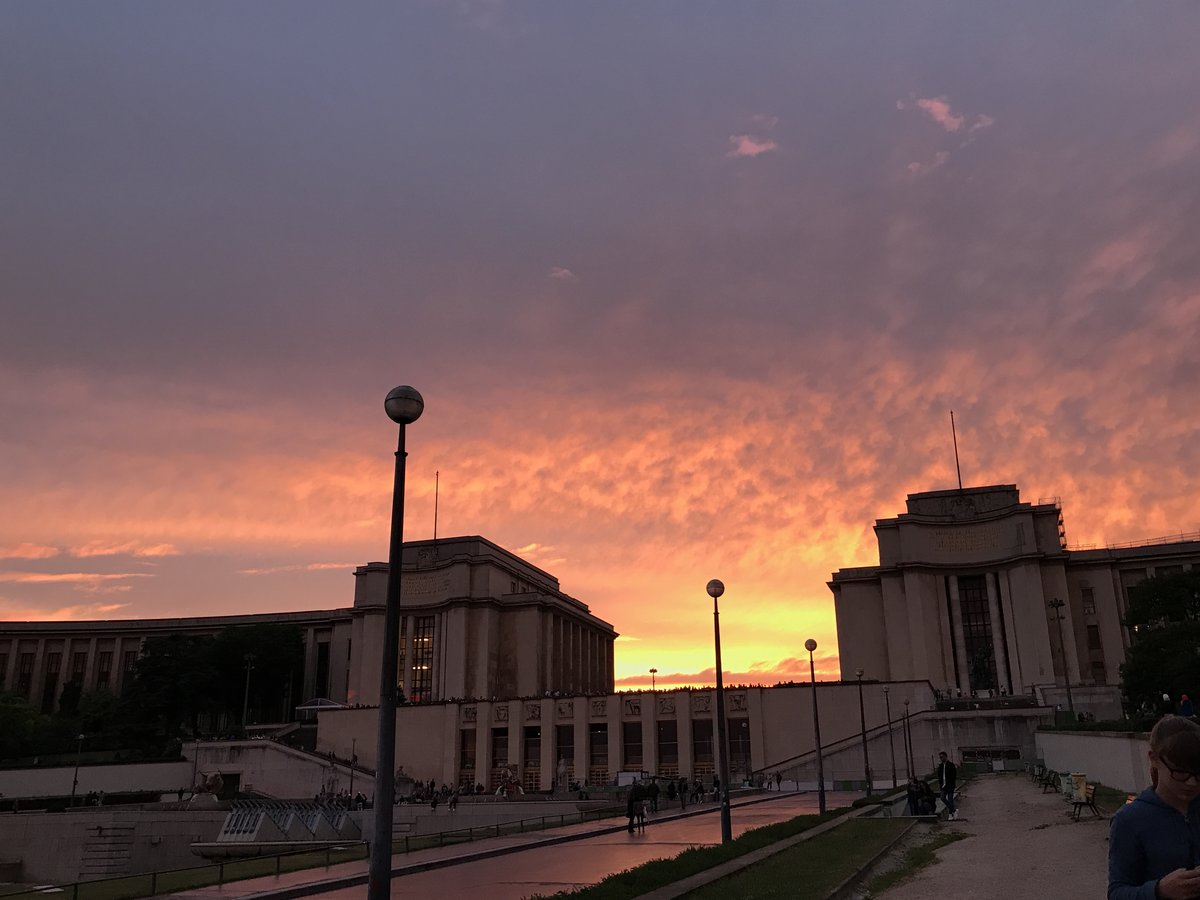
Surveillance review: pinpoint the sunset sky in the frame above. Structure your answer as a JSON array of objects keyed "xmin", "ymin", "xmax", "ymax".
[{"xmin": 3, "ymin": 3, "xmax": 1199, "ymax": 690}]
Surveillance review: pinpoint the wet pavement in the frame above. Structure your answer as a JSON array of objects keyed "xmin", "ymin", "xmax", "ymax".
[{"xmin": 170, "ymin": 790, "xmax": 857, "ymax": 899}]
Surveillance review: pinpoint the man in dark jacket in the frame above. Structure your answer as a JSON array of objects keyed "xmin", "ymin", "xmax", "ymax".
[{"xmin": 937, "ymin": 751, "xmax": 958, "ymax": 821}]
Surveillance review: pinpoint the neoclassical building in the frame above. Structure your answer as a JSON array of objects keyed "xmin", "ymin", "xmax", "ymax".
[
  {"xmin": 0, "ymin": 537, "xmax": 616, "ymax": 715},
  {"xmin": 830, "ymin": 484, "xmax": 1199, "ymax": 714}
]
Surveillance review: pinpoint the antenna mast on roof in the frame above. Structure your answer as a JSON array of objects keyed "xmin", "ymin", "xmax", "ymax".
[
  {"xmin": 950, "ymin": 411, "xmax": 963, "ymax": 490},
  {"xmin": 433, "ymin": 470, "xmax": 440, "ymax": 541}
]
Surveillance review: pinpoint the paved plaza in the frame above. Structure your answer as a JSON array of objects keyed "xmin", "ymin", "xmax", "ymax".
[
  {"xmin": 877, "ymin": 774, "xmax": 1109, "ymax": 899},
  {"xmin": 169, "ymin": 791, "xmax": 856, "ymax": 899}
]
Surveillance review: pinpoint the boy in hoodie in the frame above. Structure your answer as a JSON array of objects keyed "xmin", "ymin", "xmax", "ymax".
[{"xmin": 1108, "ymin": 715, "xmax": 1200, "ymax": 899}]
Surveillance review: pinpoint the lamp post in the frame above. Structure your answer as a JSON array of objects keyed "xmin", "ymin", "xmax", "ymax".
[
  {"xmin": 706, "ymin": 579, "xmax": 733, "ymax": 844},
  {"xmin": 805, "ymin": 639, "xmax": 826, "ymax": 814},
  {"xmin": 883, "ymin": 687, "xmax": 897, "ymax": 791},
  {"xmin": 903, "ymin": 700, "xmax": 914, "ymax": 778},
  {"xmin": 242, "ymin": 653, "xmax": 256, "ymax": 729},
  {"xmin": 855, "ymin": 668, "xmax": 871, "ymax": 796},
  {"xmin": 70, "ymin": 733, "xmax": 84, "ymax": 807},
  {"xmin": 1048, "ymin": 598, "xmax": 1075, "ymax": 713},
  {"xmin": 650, "ymin": 668, "xmax": 657, "ymax": 692},
  {"xmin": 368, "ymin": 385, "xmax": 424, "ymax": 900}
]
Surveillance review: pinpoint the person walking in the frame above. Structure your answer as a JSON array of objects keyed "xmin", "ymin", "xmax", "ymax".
[
  {"xmin": 1109, "ymin": 715, "xmax": 1200, "ymax": 899},
  {"xmin": 937, "ymin": 751, "xmax": 957, "ymax": 821}
]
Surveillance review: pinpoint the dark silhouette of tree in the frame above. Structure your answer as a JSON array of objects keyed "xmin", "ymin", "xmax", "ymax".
[{"xmin": 1121, "ymin": 571, "xmax": 1200, "ymax": 717}]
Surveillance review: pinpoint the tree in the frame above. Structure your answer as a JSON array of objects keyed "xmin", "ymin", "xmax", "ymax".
[{"xmin": 1120, "ymin": 571, "xmax": 1200, "ymax": 717}]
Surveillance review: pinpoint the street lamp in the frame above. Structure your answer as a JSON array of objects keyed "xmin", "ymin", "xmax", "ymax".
[
  {"xmin": 805, "ymin": 639, "xmax": 826, "ymax": 814},
  {"xmin": 706, "ymin": 579, "xmax": 733, "ymax": 844},
  {"xmin": 649, "ymin": 668, "xmax": 657, "ymax": 692},
  {"xmin": 855, "ymin": 668, "xmax": 871, "ymax": 796},
  {"xmin": 368, "ymin": 385, "xmax": 424, "ymax": 900},
  {"xmin": 70, "ymin": 733, "xmax": 84, "ymax": 807},
  {"xmin": 1048, "ymin": 598, "xmax": 1076, "ymax": 713},
  {"xmin": 242, "ymin": 653, "xmax": 256, "ymax": 729},
  {"xmin": 903, "ymin": 700, "xmax": 914, "ymax": 778},
  {"xmin": 883, "ymin": 687, "xmax": 897, "ymax": 791}
]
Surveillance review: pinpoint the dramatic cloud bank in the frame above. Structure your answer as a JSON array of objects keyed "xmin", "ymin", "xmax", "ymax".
[{"xmin": 2, "ymin": 3, "xmax": 1198, "ymax": 687}]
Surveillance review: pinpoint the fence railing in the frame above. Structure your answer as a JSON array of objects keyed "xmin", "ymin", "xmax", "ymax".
[{"xmin": 4, "ymin": 802, "xmax": 627, "ymax": 900}]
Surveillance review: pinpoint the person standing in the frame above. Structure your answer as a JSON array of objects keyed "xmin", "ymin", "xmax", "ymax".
[
  {"xmin": 937, "ymin": 752, "xmax": 957, "ymax": 821},
  {"xmin": 1180, "ymin": 694, "xmax": 1195, "ymax": 719},
  {"xmin": 1109, "ymin": 715, "xmax": 1200, "ymax": 900}
]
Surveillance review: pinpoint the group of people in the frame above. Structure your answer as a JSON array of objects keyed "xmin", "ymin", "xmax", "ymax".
[
  {"xmin": 904, "ymin": 751, "xmax": 958, "ymax": 820},
  {"xmin": 625, "ymin": 775, "xmax": 727, "ymax": 832}
]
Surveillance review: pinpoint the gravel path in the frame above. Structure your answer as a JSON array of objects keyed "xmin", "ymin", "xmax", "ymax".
[{"xmin": 878, "ymin": 773, "xmax": 1110, "ymax": 899}]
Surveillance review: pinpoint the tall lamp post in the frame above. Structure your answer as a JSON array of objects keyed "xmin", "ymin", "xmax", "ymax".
[
  {"xmin": 242, "ymin": 653, "xmax": 256, "ymax": 729},
  {"xmin": 368, "ymin": 385, "xmax": 424, "ymax": 900},
  {"xmin": 805, "ymin": 639, "xmax": 826, "ymax": 814},
  {"xmin": 855, "ymin": 668, "xmax": 871, "ymax": 795},
  {"xmin": 1047, "ymin": 598, "xmax": 1076, "ymax": 713},
  {"xmin": 70, "ymin": 733, "xmax": 85, "ymax": 807},
  {"xmin": 883, "ymin": 687, "xmax": 897, "ymax": 791},
  {"xmin": 649, "ymin": 668, "xmax": 657, "ymax": 692},
  {"xmin": 903, "ymin": 700, "xmax": 914, "ymax": 778},
  {"xmin": 706, "ymin": 579, "xmax": 733, "ymax": 844}
]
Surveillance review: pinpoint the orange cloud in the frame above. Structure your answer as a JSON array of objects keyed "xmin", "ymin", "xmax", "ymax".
[
  {"xmin": 0, "ymin": 543, "xmax": 60, "ymax": 560},
  {"xmin": 71, "ymin": 541, "xmax": 180, "ymax": 558}
]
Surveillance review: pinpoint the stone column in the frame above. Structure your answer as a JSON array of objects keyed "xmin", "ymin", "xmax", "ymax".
[
  {"xmin": 607, "ymin": 695, "xmax": 622, "ymax": 778},
  {"xmin": 677, "ymin": 695, "xmax": 694, "ymax": 780},
  {"xmin": 642, "ymin": 694, "xmax": 658, "ymax": 776},
  {"xmin": 474, "ymin": 704, "xmax": 491, "ymax": 791},
  {"xmin": 948, "ymin": 576, "xmax": 971, "ymax": 691},
  {"xmin": 573, "ymin": 700, "xmax": 589, "ymax": 786},
  {"xmin": 400, "ymin": 615, "xmax": 415, "ymax": 701},
  {"xmin": 539, "ymin": 699, "xmax": 555, "ymax": 791},
  {"xmin": 985, "ymin": 573, "xmax": 1011, "ymax": 694}
]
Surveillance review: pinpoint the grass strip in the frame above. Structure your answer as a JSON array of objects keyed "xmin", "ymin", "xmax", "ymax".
[
  {"xmin": 528, "ymin": 809, "xmax": 844, "ymax": 900},
  {"xmin": 861, "ymin": 825, "xmax": 968, "ymax": 896},
  {"xmin": 682, "ymin": 817, "xmax": 909, "ymax": 900}
]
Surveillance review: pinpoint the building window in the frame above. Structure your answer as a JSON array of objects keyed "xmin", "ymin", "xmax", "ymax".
[
  {"xmin": 1082, "ymin": 588, "xmax": 1096, "ymax": 615},
  {"xmin": 71, "ymin": 652, "xmax": 88, "ymax": 683},
  {"xmin": 315, "ymin": 641, "xmax": 330, "ymax": 698},
  {"xmin": 1156, "ymin": 565, "xmax": 1184, "ymax": 578},
  {"xmin": 657, "ymin": 720, "xmax": 679, "ymax": 768},
  {"xmin": 958, "ymin": 575, "xmax": 997, "ymax": 692},
  {"xmin": 622, "ymin": 722, "xmax": 643, "ymax": 769},
  {"xmin": 0, "ymin": 652, "xmax": 7, "ymax": 691},
  {"xmin": 523, "ymin": 726, "xmax": 541, "ymax": 769},
  {"xmin": 459, "ymin": 730, "xmax": 476, "ymax": 770},
  {"xmin": 556, "ymin": 725, "xmax": 574, "ymax": 763},
  {"xmin": 409, "ymin": 616, "xmax": 436, "ymax": 703},
  {"xmin": 96, "ymin": 651, "xmax": 113, "ymax": 689},
  {"xmin": 1087, "ymin": 625, "xmax": 1103, "ymax": 651},
  {"xmin": 490, "ymin": 728, "xmax": 508, "ymax": 769},
  {"xmin": 397, "ymin": 619, "xmax": 407, "ymax": 695},
  {"xmin": 728, "ymin": 718, "xmax": 751, "ymax": 774},
  {"xmin": 588, "ymin": 723, "xmax": 608, "ymax": 768},
  {"xmin": 18, "ymin": 652, "xmax": 35, "ymax": 699},
  {"xmin": 42, "ymin": 652, "xmax": 62, "ymax": 714},
  {"xmin": 1092, "ymin": 660, "xmax": 1108, "ymax": 685},
  {"xmin": 692, "ymin": 719, "xmax": 714, "ymax": 773}
]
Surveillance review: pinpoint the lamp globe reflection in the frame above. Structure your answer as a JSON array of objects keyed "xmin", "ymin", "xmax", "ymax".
[
  {"xmin": 385, "ymin": 385, "xmax": 424, "ymax": 425},
  {"xmin": 706, "ymin": 579, "xmax": 725, "ymax": 599},
  {"xmin": 804, "ymin": 638, "xmax": 817, "ymax": 653}
]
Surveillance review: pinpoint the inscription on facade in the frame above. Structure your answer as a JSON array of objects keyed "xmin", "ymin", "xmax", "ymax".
[
  {"xmin": 401, "ymin": 574, "xmax": 452, "ymax": 599},
  {"xmin": 932, "ymin": 526, "xmax": 1001, "ymax": 555}
]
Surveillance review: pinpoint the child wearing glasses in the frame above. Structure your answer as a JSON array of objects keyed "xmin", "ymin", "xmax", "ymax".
[{"xmin": 1109, "ymin": 715, "xmax": 1200, "ymax": 899}]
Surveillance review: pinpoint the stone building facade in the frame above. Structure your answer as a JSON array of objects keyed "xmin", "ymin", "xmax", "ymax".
[{"xmin": 830, "ymin": 484, "xmax": 1200, "ymax": 716}]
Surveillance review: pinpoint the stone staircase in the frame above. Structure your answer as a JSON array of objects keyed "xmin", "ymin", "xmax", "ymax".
[{"xmin": 79, "ymin": 822, "xmax": 136, "ymax": 879}]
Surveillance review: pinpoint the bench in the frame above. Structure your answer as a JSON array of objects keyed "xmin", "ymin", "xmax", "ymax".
[
  {"xmin": 1040, "ymin": 769, "xmax": 1062, "ymax": 793},
  {"xmin": 1072, "ymin": 783, "xmax": 1101, "ymax": 820}
]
